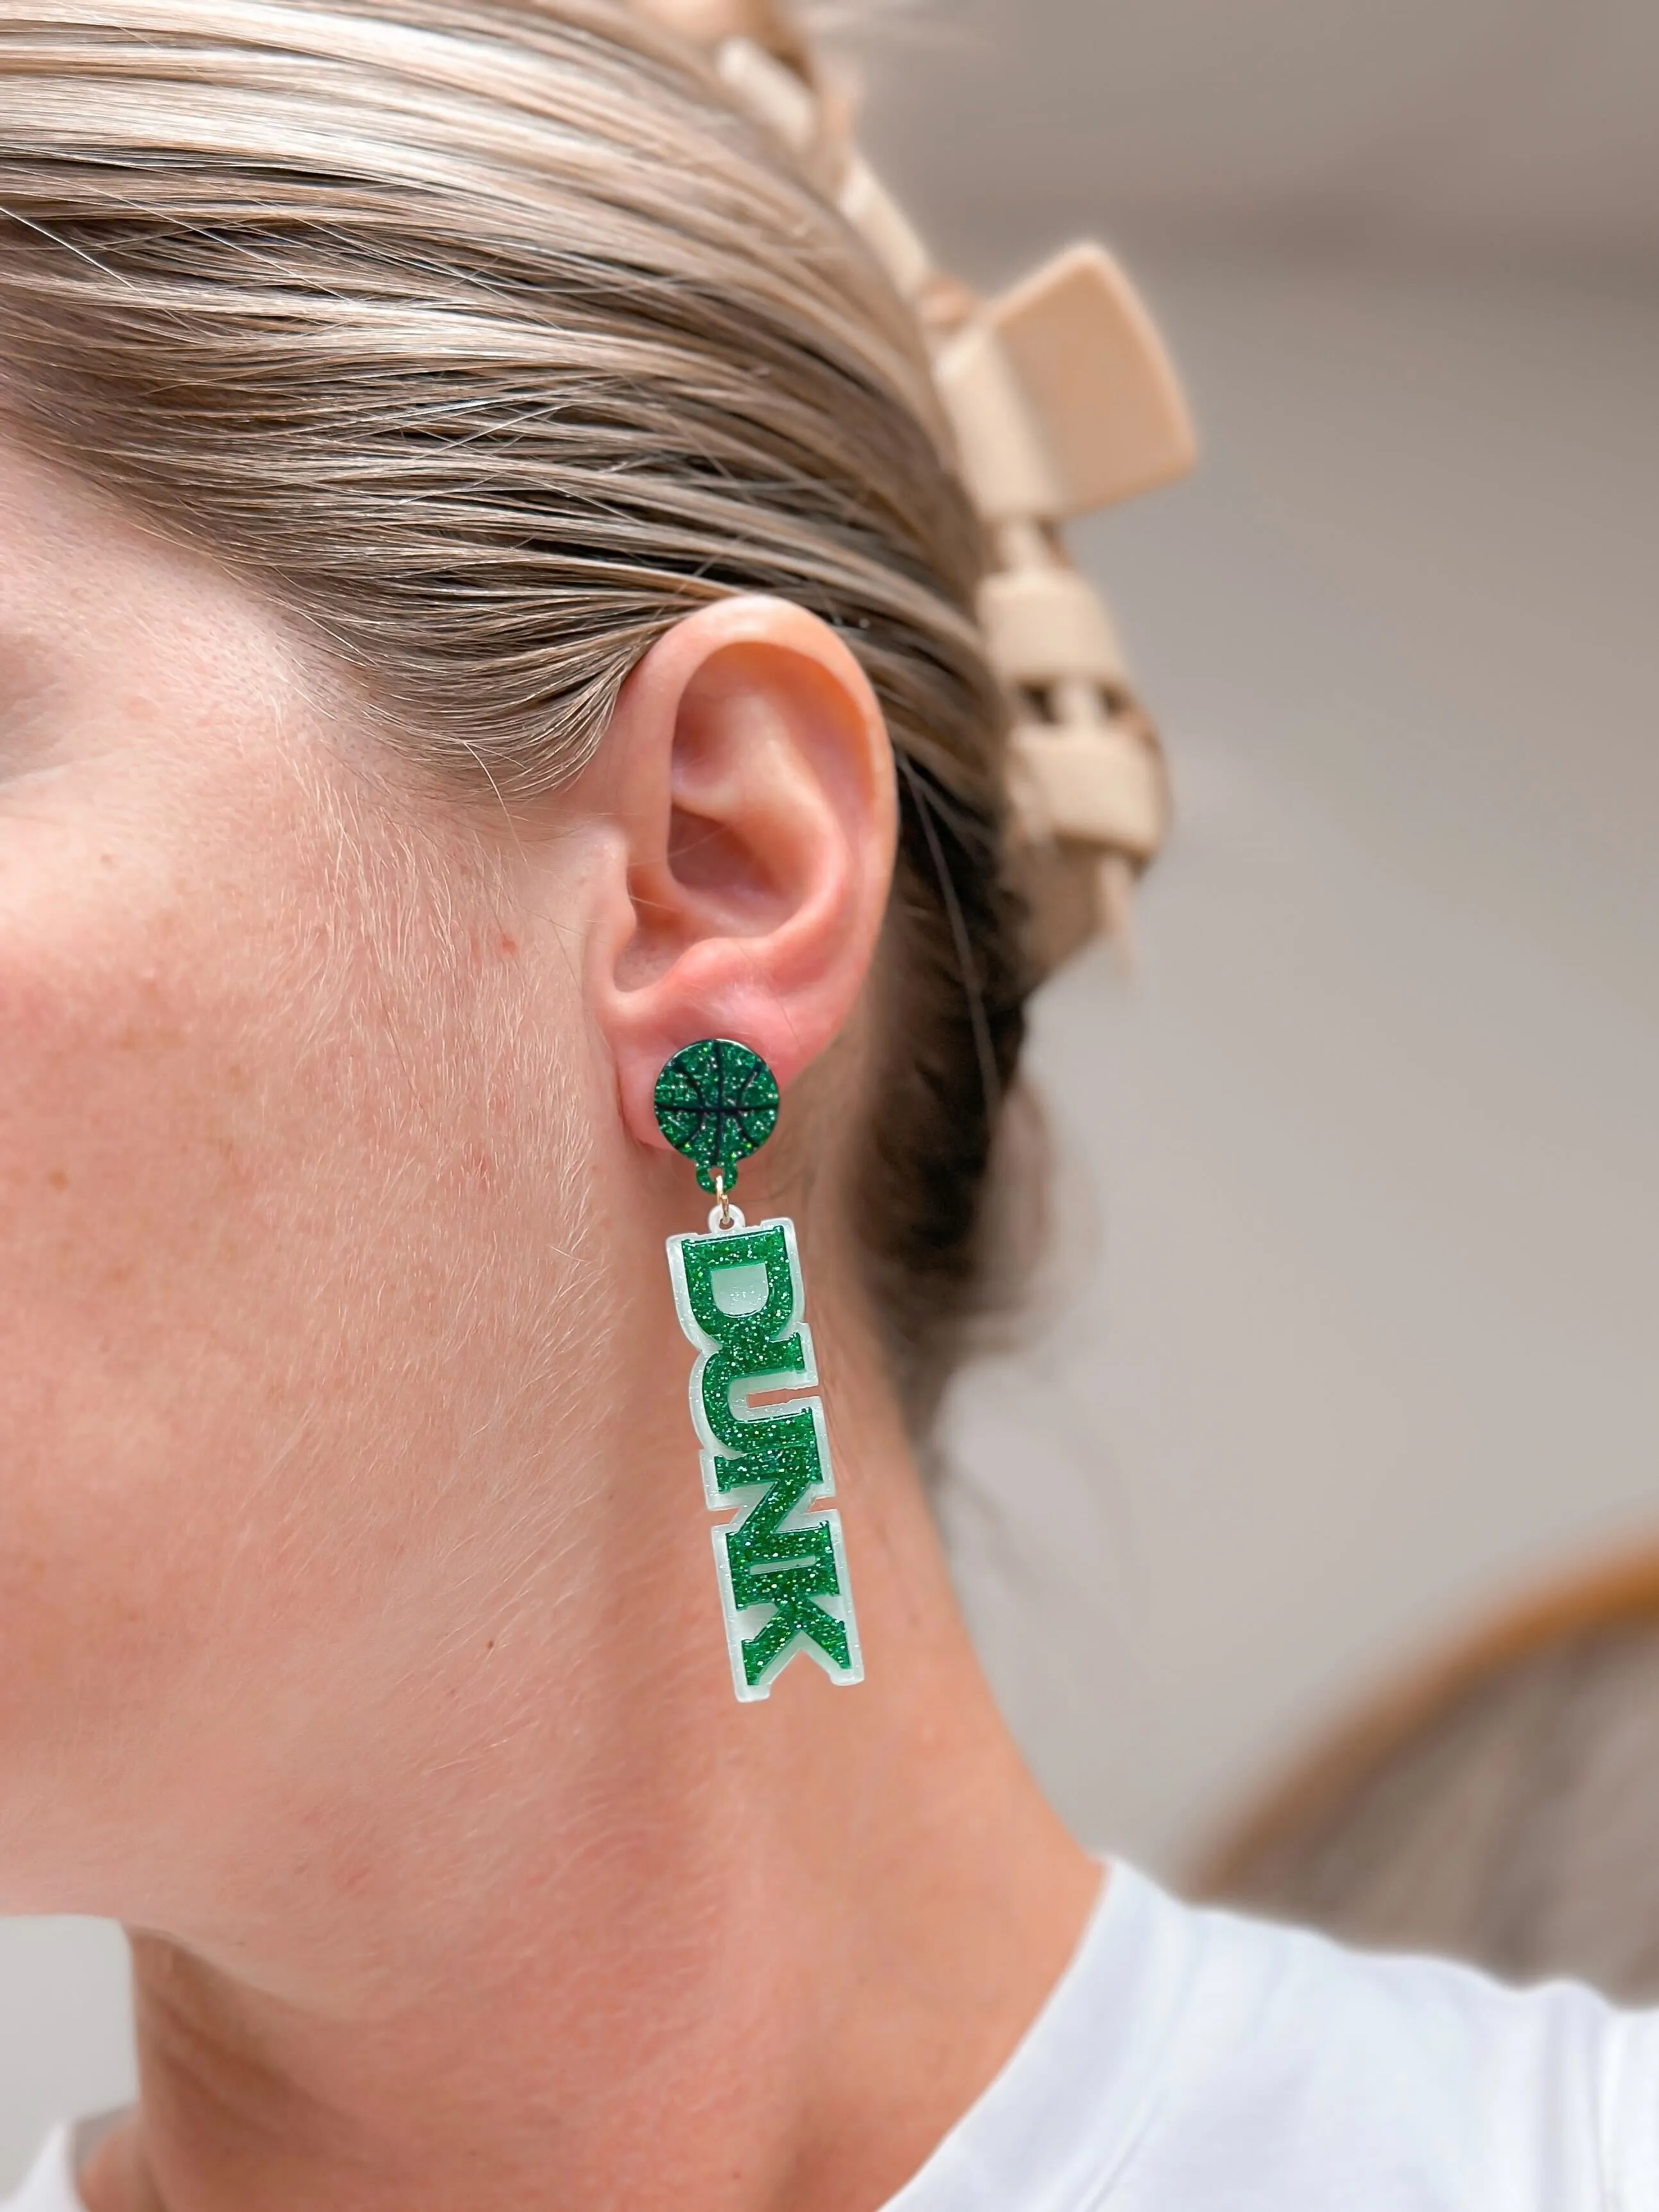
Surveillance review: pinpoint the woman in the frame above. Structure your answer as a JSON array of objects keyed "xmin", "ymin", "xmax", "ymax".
[{"xmin": 1, "ymin": 4, "xmax": 1656, "ymax": 2208}]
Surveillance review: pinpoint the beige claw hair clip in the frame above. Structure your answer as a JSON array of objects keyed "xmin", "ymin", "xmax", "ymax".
[{"xmin": 633, "ymin": 0, "xmax": 1198, "ymax": 974}]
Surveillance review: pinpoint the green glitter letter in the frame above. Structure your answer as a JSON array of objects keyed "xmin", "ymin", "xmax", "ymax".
[{"xmin": 667, "ymin": 1219, "xmax": 864, "ymax": 1702}]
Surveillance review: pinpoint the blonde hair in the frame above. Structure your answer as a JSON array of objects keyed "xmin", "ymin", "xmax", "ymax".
[{"xmin": 0, "ymin": 0, "xmax": 1031, "ymax": 1425}]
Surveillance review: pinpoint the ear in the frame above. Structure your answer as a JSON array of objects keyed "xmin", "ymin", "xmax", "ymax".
[{"xmin": 586, "ymin": 596, "xmax": 898, "ymax": 1155}]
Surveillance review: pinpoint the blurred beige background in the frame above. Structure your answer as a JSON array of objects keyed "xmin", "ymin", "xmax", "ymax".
[{"xmin": 4, "ymin": 0, "xmax": 1658, "ymax": 2182}]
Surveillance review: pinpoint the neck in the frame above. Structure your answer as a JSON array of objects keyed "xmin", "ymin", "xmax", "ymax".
[{"xmin": 85, "ymin": 1292, "xmax": 1099, "ymax": 2212}]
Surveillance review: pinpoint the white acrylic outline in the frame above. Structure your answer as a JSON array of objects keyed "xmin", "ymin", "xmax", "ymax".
[{"xmin": 666, "ymin": 1214, "xmax": 865, "ymax": 1704}]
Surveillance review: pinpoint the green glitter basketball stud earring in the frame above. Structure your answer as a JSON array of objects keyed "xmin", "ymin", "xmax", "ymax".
[{"xmin": 655, "ymin": 1039, "xmax": 864, "ymax": 1704}]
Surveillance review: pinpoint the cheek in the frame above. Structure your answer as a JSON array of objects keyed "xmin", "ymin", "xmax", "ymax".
[
  {"xmin": 0, "ymin": 761, "xmax": 465, "ymax": 1817},
  {"xmin": 0, "ymin": 807, "xmax": 331, "ymax": 1713},
  {"xmin": 0, "ymin": 729, "xmax": 606, "ymax": 1897}
]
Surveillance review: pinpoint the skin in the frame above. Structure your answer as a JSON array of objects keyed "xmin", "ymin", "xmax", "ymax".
[{"xmin": 0, "ymin": 431, "xmax": 1099, "ymax": 2212}]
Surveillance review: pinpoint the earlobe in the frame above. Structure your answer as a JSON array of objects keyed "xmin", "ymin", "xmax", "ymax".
[{"xmin": 587, "ymin": 596, "xmax": 897, "ymax": 1155}]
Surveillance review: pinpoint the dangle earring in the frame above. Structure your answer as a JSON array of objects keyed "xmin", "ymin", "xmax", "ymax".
[{"xmin": 655, "ymin": 1039, "xmax": 864, "ymax": 1704}]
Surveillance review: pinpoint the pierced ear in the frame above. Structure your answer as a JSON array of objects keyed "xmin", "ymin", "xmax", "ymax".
[{"xmin": 587, "ymin": 596, "xmax": 897, "ymax": 1156}]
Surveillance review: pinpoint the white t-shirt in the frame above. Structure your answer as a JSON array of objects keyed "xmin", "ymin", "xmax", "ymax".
[{"xmin": 10, "ymin": 1863, "xmax": 1659, "ymax": 2209}]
